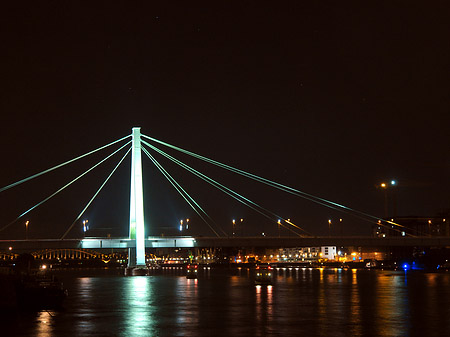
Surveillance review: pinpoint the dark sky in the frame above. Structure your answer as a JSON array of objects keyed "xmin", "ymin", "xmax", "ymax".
[{"xmin": 1, "ymin": 2, "xmax": 449, "ymax": 239}]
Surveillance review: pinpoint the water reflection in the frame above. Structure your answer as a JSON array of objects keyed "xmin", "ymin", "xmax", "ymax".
[
  {"xmin": 255, "ymin": 285, "xmax": 274, "ymax": 335},
  {"xmin": 317, "ymin": 268, "xmax": 326, "ymax": 336},
  {"xmin": 13, "ymin": 268, "xmax": 450, "ymax": 336},
  {"xmin": 174, "ymin": 276, "xmax": 199, "ymax": 330},
  {"xmin": 123, "ymin": 276, "xmax": 156, "ymax": 337},
  {"xmin": 376, "ymin": 273, "xmax": 409, "ymax": 336},
  {"xmin": 72, "ymin": 276, "xmax": 98, "ymax": 335},
  {"xmin": 35, "ymin": 311, "xmax": 57, "ymax": 337},
  {"xmin": 349, "ymin": 269, "xmax": 362, "ymax": 336}
]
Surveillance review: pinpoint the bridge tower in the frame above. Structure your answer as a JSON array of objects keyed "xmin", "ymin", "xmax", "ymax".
[{"xmin": 127, "ymin": 127, "xmax": 146, "ymax": 270}]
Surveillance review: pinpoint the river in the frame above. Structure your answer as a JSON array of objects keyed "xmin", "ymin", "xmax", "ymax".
[{"xmin": 3, "ymin": 267, "xmax": 450, "ymax": 336}]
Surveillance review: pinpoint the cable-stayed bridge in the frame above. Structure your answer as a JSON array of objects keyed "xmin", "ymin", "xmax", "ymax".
[{"xmin": 0, "ymin": 127, "xmax": 442, "ymax": 271}]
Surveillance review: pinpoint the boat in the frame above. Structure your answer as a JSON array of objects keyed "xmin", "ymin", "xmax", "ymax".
[
  {"xmin": 15, "ymin": 272, "xmax": 68, "ymax": 310},
  {"xmin": 2, "ymin": 254, "xmax": 68, "ymax": 310},
  {"xmin": 255, "ymin": 263, "xmax": 272, "ymax": 285},
  {"xmin": 186, "ymin": 263, "xmax": 199, "ymax": 279}
]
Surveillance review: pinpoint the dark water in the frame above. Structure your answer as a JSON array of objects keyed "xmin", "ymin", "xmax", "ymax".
[{"xmin": 4, "ymin": 267, "xmax": 450, "ymax": 336}]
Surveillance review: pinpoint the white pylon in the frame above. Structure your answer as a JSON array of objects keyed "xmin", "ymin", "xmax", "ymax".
[{"xmin": 128, "ymin": 127, "xmax": 146, "ymax": 267}]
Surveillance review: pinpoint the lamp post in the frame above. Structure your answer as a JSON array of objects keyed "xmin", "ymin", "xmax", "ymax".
[
  {"xmin": 83, "ymin": 220, "xmax": 89, "ymax": 238},
  {"xmin": 25, "ymin": 220, "xmax": 29, "ymax": 240},
  {"xmin": 380, "ymin": 183, "xmax": 388, "ymax": 217},
  {"xmin": 277, "ymin": 219, "xmax": 281, "ymax": 238},
  {"xmin": 328, "ymin": 219, "xmax": 332, "ymax": 236},
  {"xmin": 379, "ymin": 180, "xmax": 397, "ymax": 218}
]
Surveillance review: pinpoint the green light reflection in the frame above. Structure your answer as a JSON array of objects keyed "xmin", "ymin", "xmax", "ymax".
[{"xmin": 123, "ymin": 276, "xmax": 156, "ymax": 337}]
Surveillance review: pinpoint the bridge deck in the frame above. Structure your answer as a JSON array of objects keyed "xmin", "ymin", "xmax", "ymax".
[{"xmin": 2, "ymin": 236, "xmax": 450, "ymax": 251}]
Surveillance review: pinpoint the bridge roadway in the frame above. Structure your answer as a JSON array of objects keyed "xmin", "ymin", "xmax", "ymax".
[{"xmin": 1, "ymin": 236, "xmax": 450, "ymax": 252}]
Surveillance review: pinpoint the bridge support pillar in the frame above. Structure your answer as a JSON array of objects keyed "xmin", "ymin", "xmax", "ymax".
[{"xmin": 127, "ymin": 127, "xmax": 147, "ymax": 271}]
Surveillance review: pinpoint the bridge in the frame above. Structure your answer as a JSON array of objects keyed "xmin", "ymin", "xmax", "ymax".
[
  {"xmin": 1, "ymin": 127, "xmax": 448, "ymax": 271},
  {"xmin": 2, "ymin": 236, "xmax": 450, "ymax": 252}
]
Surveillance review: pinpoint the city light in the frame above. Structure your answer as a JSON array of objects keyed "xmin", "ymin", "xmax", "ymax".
[
  {"xmin": 83, "ymin": 219, "xmax": 89, "ymax": 232},
  {"xmin": 25, "ymin": 220, "xmax": 29, "ymax": 240},
  {"xmin": 380, "ymin": 180, "xmax": 397, "ymax": 188}
]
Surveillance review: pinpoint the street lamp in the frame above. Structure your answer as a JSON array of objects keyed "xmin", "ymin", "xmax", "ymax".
[
  {"xmin": 277, "ymin": 219, "xmax": 281, "ymax": 238},
  {"xmin": 380, "ymin": 183, "xmax": 388, "ymax": 217},
  {"xmin": 25, "ymin": 220, "xmax": 29, "ymax": 240},
  {"xmin": 83, "ymin": 220, "xmax": 89, "ymax": 237},
  {"xmin": 328, "ymin": 219, "xmax": 332, "ymax": 236},
  {"xmin": 379, "ymin": 180, "xmax": 397, "ymax": 217}
]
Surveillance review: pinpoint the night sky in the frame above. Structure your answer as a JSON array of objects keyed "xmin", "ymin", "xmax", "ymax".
[{"xmin": 1, "ymin": 2, "xmax": 449, "ymax": 239}]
